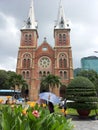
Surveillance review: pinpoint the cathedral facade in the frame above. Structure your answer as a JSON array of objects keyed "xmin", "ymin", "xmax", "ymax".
[{"xmin": 16, "ymin": 0, "xmax": 73, "ymax": 101}]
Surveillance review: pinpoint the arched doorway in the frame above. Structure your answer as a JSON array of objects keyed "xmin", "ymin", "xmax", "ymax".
[
  {"xmin": 60, "ymin": 85, "xmax": 66, "ymax": 99},
  {"xmin": 40, "ymin": 85, "xmax": 49, "ymax": 93}
]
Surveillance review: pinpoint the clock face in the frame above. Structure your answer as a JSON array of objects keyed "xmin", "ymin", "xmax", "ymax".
[{"xmin": 39, "ymin": 57, "xmax": 50, "ymax": 68}]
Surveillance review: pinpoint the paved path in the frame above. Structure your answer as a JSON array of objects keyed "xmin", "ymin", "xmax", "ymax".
[
  {"xmin": 67, "ymin": 115, "xmax": 98, "ymax": 130},
  {"xmin": 72, "ymin": 120, "xmax": 98, "ymax": 130}
]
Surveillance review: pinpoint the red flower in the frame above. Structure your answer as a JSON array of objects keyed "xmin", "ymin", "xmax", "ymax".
[{"xmin": 32, "ymin": 110, "xmax": 40, "ymax": 118}]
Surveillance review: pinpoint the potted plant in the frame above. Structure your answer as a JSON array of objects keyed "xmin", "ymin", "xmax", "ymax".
[{"xmin": 66, "ymin": 76, "xmax": 98, "ymax": 118}]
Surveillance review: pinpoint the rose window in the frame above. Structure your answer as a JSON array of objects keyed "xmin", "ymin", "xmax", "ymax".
[{"xmin": 39, "ymin": 57, "xmax": 50, "ymax": 68}]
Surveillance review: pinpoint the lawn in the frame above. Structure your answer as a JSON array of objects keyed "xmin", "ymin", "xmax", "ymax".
[
  {"xmin": 68, "ymin": 108, "xmax": 98, "ymax": 115},
  {"xmin": 55, "ymin": 105, "xmax": 98, "ymax": 118}
]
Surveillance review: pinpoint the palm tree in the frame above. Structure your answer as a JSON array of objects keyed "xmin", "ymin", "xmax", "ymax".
[
  {"xmin": 9, "ymin": 72, "xmax": 28, "ymax": 96},
  {"xmin": 40, "ymin": 74, "xmax": 62, "ymax": 92}
]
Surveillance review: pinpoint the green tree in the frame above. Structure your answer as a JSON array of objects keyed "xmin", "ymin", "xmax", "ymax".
[
  {"xmin": 0, "ymin": 70, "xmax": 9, "ymax": 89},
  {"xmin": 40, "ymin": 74, "xmax": 62, "ymax": 92},
  {"xmin": 77, "ymin": 70, "xmax": 98, "ymax": 82},
  {"xmin": 74, "ymin": 68, "xmax": 82, "ymax": 77},
  {"xmin": 0, "ymin": 70, "xmax": 28, "ymax": 95},
  {"xmin": 77, "ymin": 70, "xmax": 98, "ymax": 95},
  {"xmin": 8, "ymin": 72, "xmax": 28, "ymax": 93},
  {"xmin": 66, "ymin": 76, "xmax": 98, "ymax": 112}
]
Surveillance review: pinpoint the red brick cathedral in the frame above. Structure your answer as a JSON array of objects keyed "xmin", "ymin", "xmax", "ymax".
[{"xmin": 16, "ymin": 0, "xmax": 73, "ymax": 101}]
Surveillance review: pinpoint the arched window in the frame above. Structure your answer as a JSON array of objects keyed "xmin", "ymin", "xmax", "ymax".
[
  {"xmin": 64, "ymin": 59, "xmax": 67, "ymax": 68},
  {"xmin": 29, "ymin": 34, "xmax": 32, "ymax": 40},
  {"xmin": 60, "ymin": 71, "xmax": 63, "ymax": 77},
  {"xmin": 27, "ymin": 59, "xmax": 30, "ymax": 68},
  {"xmin": 26, "ymin": 71, "xmax": 30, "ymax": 78},
  {"xmin": 64, "ymin": 71, "xmax": 67, "ymax": 79},
  {"xmin": 43, "ymin": 71, "xmax": 46, "ymax": 76},
  {"xmin": 24, "ymin": 34, "xmax": 32, "ymax": 44},
  {"xmin": 23, "ymin": 59, "xmax": 26, "ymax": 68},
  {"xmin": 59, "ymin": 34, "xmax": 62, "ymax": 44},
  {"xmin": 22, "ymin": 53, "xmax": 31, "ymax": 69},
  {"xmin": 59, "ymin": 53, "xmax": 67, "ymax": 68},
  {"xmin": 22, "ymin": 71, "xmax": 25, "ymax": 79},
  {"xmin": 39, "ymin": 71, "xmax": 42, "ymax": 77},
  {"xmin": 63, "ymin": 34, "xmax": 66, "ymax": 44},
  {"xmin": 47, "ymin": 71, "xmax": 50, "ymax": 75},
  {"xmin": 59, "ymin": 59, "xmax": 63, "ymax": 68},
  {"xmin": 29, "ymin": 34, "xmax": 32, "ymax": 44},
  {"xmin": 25, "ymin": 34, "xmax": 28, "ymax": 42}
]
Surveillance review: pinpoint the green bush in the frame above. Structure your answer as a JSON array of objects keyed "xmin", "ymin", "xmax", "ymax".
[{"xmin": 66, "ymin": 76, "xmax": 98, "ymax": 110}]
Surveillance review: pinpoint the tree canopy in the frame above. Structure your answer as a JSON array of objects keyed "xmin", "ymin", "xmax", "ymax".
[
  {"xmin": 0, "ymin": 70, "xmax": 28, "ymax": 91},
  {"xmin": 66, "ymin": 76, "xmax": 98, "ymax": 110},
  {"xmin": 0, "ymin": 70, "xmax": 9, "ymax": 89},
  {"xmin": 76, "ymin": 69, "xmax": 98, "ymax": 94},
  {"xmin": 40, "ymin": 74, "xmax": 62, "ymax": 92}
]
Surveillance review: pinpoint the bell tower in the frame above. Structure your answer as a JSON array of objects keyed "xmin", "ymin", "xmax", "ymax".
[
  {"xmin": 20, "ymin": 0, "xmax": 38, "ymax": 47},
  {"xmin": 16, "ymin": 0, "xmax": 38, "ymax": 100},
  {"xmin": 54, "ymin": 0, "xmax": 73, "ymax": 86}
]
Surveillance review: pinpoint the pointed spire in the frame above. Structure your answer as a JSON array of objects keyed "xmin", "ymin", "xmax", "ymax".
[
  {"xmin": 22, "ymin": 0, "xmax": 37, "ymax": 29},
  {"xmin": 54, "ymin": 0, "xmax": 70, "ymax": 29}
]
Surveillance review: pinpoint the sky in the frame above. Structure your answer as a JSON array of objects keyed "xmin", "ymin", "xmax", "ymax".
[{"xmin": 0, "ymin": 0, "xmax": 98, "ymax": 71}]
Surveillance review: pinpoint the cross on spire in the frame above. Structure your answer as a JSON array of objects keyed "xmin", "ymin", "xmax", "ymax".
[
  {"xmin": 44, "ymin": 37, "xmax": 47, "ymax": 42},
  {"xmin": 54, "ymin": 0, "xmax": 70, "ymax": 29},
  {"xmin": 22, "ymin": 0, "xmax": 37, "ymax": 29}
]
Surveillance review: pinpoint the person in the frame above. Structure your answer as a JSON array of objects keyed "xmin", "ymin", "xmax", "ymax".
[
  {"xmin": 63, "ymin": 98, "xmax": 66, "ymax": 112},
  {"xmin": 48, "ymin": 101, "xmax": 54, "ymax": 113},
  {"xmin": 6, "ymin": 99, "xmax": 9, "ymax": 104},
  {"xmin": 62, "ymin": 99, "xmax": 67, "ymax": 116}
]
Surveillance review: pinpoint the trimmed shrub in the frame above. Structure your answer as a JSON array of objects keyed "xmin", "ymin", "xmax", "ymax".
[{"xmin": 66, "ymin": 76, "xmax": 98, "ymax": 110}]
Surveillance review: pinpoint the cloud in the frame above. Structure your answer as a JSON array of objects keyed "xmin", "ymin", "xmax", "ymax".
[
  {"xmin": 0, "ymin": 57, "xmax": 17, "ymax": 71},
  {"xmin": 0, "ymin": 12, "xmax": 19, "ymax": 71},
  {"xmin": 0, "ymin": 0, "xmax": 98, "ymax": 71}
]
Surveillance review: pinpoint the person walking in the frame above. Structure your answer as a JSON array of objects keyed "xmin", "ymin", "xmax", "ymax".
[
  {"xmin": 63, "ymin": 99, "xmax": 66, "ymax": 112},
  {"xmin": 48, "ymin": 101, "xmax": 54, "ymax": 113},
  {"xmin": 61, "ymin": 99, "xmax": 67, "ymax": 116}
]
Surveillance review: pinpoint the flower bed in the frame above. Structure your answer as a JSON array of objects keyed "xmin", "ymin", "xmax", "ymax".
[{"xmin": 0, "ymin": 102, "xmax": 74, "ymax": 130}]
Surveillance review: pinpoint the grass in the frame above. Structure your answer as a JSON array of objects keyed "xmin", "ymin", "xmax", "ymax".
[
  {"xmin": 67, "ymin": 108, "xmax": 98, "ymax": 119},
  {"xmin": 90, "ymin": 109, "xmax": 98, "ymax": 116},
  {"xmin": 67, "ymin": 108, "xmax": 78, "ymax": 115},
  {"xmin": 54, "ymin": 105, "xmax": 98, "ymax": 118}
]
